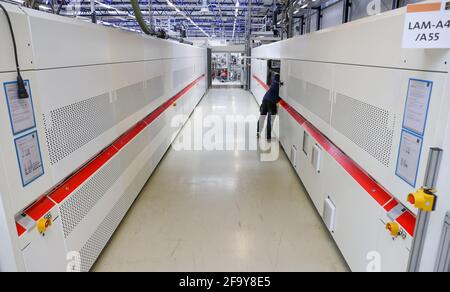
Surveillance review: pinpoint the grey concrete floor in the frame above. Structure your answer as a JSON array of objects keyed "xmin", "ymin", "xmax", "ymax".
[{"xmin": 92, "ymin": 89, "xmax": 349, "ymax": 272}]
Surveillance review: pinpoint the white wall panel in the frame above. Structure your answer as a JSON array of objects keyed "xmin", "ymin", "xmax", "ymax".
[
  {"xmin": 252, "ymin": 5, "xmax": 450, "ymax": 272},
  {"xmin": 0, "ymin": 4, "xmax": 207, "ymax": 271}
]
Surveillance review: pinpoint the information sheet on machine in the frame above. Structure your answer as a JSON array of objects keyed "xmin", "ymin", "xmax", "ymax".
[
  {"xmin": 403, "ymin": 79, "xmax": 432, "ymax": 136},
  {"xmin": 14, "ymin": 132, "xmax": 44, "ymax": 186},
  {"xmin": 4, "ymin": 81, "xmax": 36, "ymax": 135},
  {"xmin": 396, "ymin": 131, "xmax": 423, "ymax": 187}
]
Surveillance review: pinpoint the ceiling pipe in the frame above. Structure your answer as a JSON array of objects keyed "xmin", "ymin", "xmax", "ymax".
[
  {"xmin": 130, "ymin": 0, "xmax": 193, "ymax": 44},
  {"xmin": 130, "ymin": 0, "xmax": 157, "ymax": 35}
]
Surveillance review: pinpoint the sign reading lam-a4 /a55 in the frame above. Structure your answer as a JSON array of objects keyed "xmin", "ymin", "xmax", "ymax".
[{"xmin": 402, "ymin": 2, "xmax": 450, "ymax": 48}]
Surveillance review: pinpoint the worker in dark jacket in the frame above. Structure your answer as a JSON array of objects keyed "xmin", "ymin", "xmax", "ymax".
[{"xmin": 258, "ymin": 74, "xmax": 281, "ymax": 139}]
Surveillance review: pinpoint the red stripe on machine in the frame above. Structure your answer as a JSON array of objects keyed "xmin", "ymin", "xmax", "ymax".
[
  {"xmin": 253, "ymin": 75, "xmax": 270, "ymax": 91},
  {"xmin": 49, "ymin": 147, "xmax": 118, "ymax": 204},
  {"xmin": 280, "ymin": 100, "xmax": 306, "ymax": 125},
  {"xmin": 396, "ymin": 211, "xmax": 416, "ymax": 237},
  {"xmin": 384, "ymin": 199, "xmax": 400, "ymax": 212},
  {"xmin": 16, "ymin": 223, "xmax": 26, "ymax": 237},
  {"xmin": 113, "ymin": 122, "xmax": 147, "ymax": 151},
  {"xmin": 253, "ymin": 76, "xmax": 417, "ymax": 236},
  {"xmin": 43, "ymin": 75, "xmax": 203, "ymax": 206},
  {"xmin": 24, "ymin": 197, "xmax": 55, "ymax": 221}
]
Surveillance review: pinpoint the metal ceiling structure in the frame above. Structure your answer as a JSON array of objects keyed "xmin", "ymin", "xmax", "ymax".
[
  {"xmin": 3, "ymin": 0, "xmax": 412, "ymax": 43},
  {"xmin": 32, "ymin": 0, "xmax": 280, "ymax": 42}
]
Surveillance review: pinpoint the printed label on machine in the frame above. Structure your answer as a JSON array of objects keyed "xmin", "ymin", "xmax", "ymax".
[
  {"xmin": 14, "ymin": 132, "xmax": 44, "ymax": 187},
  {"xmin": 402, "ymin": 2, "xmax": 450, "ymax": 48},
  {"xmin": 396, "ymin": 131, "xmax": 423, "ymax": 187},
  {"xmin": 3, "ymin": 81, "xmax": 36, "ymax": 135},
  {"xmin": 402, "ymin": 79, "xmax": 433, "ymax": 136}
]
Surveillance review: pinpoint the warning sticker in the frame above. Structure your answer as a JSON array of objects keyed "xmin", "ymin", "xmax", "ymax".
[
  {"xmin": 14, "ymin": 132, "xmax": 44, "ymax": 187},
  {"xmin": 3, "ymin": 80, "xmax": 36, "ymax": 135}
]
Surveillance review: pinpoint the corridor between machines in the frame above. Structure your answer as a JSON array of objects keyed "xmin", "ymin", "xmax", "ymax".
[
  {"xmin": 3, "ymin": 0, "xmax": 450, "ymax": 274},
  {"xmin": 92, "ymin": 89, "xmax": 348, "ymax": 272}
]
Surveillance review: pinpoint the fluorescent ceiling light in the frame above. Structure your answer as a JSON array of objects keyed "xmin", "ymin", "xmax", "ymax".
[
  {"xmin": 232, "ymin": 1, "xmax": 240, "ymax": 40},
  {"xmin": 166, "ymin": 0, "xmax": 210, "ymax": 37},
  {"xmin": 39, "ymin": 5, "xmax": 52, "ymax": 11},
  {"xmin": 94, "ymin": 1, "xmax": 151, "ymax": 30}
]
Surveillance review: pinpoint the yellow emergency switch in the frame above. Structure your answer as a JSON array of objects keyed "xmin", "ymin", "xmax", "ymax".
[
  {"xmin": 407, "ymin": 188, "xmax": 436, "ymax": 212},
  {"xmin": 37, "ymin": 217, "xmax": 52, "ymax": 235},
  {"xmin": 386, "ymin": 222, "xmax": 400, "ymax": 237}
]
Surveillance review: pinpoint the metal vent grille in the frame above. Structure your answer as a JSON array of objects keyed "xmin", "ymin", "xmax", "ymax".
[
  {"xmin": 174, "ymin": 66, "xmax": 195, "ymax": 86},
  {"xmin": 115, "ymin": 76, "xmax": 164, "ymax": 122},
  {"xmin": 332, "ymin": 93, "xmax": 395, "ymax": 167},
  {"xmin": 43, "ymin": 76, "xmax": 164, "ymax": 166},
  {"xmin": 60, "ymin": 124, "xmax": 151, "ymax": 239},
  {"xmin": 288, "ymin": 76, "xmax": 332, "ymax": 124},
  {"xmin": 79, "ymin": 183, "xmax": 138, "ymax": 272},
  {"xmin": 60, "ymin": 159, "xmax": 122, "ymax": 238},
  {"xmin": 43, "ymin": 94, "xmax": 115, "ymax": 165}
]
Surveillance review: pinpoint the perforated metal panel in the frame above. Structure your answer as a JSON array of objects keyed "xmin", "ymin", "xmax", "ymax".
[
  {"xmin": 76, "ymin": 120, "xmax": 169, "ymax": 272},
  {"xmin": 43, "ymin": 77, "xmax": 165, "ymax": 166},
  {"xmin": 60, "ymin": 123, "xmax": 152, "ymax": 239},
  {"xmin": 43, "ymin": 94, "xmax": 115, "ymax": 165},
  {"xmin": 332, "ymin": 93, "xmax": 396, "ymax": 167},
  {"xmin": 288, "ymin": 76, "xmax": 332, "ymax": 124},
  {"xmin": 78, "ymin": 180, "xmax": 139, "ymax": 272},
  {"xmin": 59, "ymin": 159, "xmax": 122, "ymax": 238},
  {"xmin": 174, "ymin": 66, "xmax": 195, "ymax": 86},
  {"xmin": 115, "ymin": 76, "xmax": 164, "ymax": 123}
]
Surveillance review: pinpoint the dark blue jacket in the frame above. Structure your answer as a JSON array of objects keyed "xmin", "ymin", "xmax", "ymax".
[{"xmin": 263, "ymin": 75, "xmax": 281, "ymax": 104}]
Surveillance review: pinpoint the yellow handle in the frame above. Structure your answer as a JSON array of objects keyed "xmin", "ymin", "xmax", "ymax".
[
  {"xmin": 407, "ymin": 188, "xmax": 436, "ymax": 212},
  {"xmin": 37, "ymin": 218, "xmax": 52, "ymax": 235}
]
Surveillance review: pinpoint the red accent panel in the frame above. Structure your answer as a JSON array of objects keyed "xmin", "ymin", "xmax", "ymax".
[
  {"xmin": 384, "ymin": 199, "xmax": 399, "ymax": 212},
  {"xmin": 260, "ymin": 73, "xmax": 418, "ymax": 234},
  {"xmin": 16, "ymin": 223, "xmax": 26, "ymax": 237},
  {"xmin": 396, "ymin": 211, "xmax": 416, "ymax": 236},
  {"xmin": 144, "ymin": 75, "xmax": 203, "ymax": 125},
  {"xmin": 280, "ymin": 100, "xmax": 306, "ymax": 125},
  {"xmin": 49, "ymin": 147, "xmax": 118, "ymax": 204},
  {"xmin": 25, "ymin": 197, "xmax": 55, "ymax": 221},
  {"xmin": 113, "ymin": 122, "xmax": 147, "ymax": 151},
  {"xmin": 327, "ymin": 142, "xmax": 393, "ymax": 207},
  {"xmin": 280, "ymin": 102, "xmax": 393, "ymax": 207},
  {"xmin": 253, "ymin": 75, "xmax": 270, "ymax": 91},
  {"xmin": 47, "ymin": 75, "xmax": 204, "ymax": 205}
]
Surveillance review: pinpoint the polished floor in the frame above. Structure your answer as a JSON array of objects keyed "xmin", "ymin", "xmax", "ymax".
[{"xmin": 93, "ymin": 89, "xmax": 349, "ymax": 272}]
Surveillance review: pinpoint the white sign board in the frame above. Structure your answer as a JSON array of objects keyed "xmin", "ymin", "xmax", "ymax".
[
  {"xmin": 402, "ymin": 2, "xmax": 450, "ymax": 48},
  {"xmin": 396, "ymin": 131, "xmax": 423, "ymax": 187},
  {"xmin": 14, "ymin": 132, "xmax": 44, "ymax": 186},
  {"xmin": 4, "ymin": 81, "xmax": 36, "ymax": 135},
  {"xmin": 403, "ymin": 79, "xmax": 433, "ymax": 136}
]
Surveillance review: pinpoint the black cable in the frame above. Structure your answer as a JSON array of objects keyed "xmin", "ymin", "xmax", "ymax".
[{"xmin": 0, "ymin": 2, "xmax": 29, "ymax": 99}]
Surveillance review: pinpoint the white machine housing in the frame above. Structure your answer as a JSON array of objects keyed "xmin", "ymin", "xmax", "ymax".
[
  {"xmin": 0, "ymin": 3, "xmax": 207, "ymax": 272},
  {"xmin": 252, "ymin": 6, "xmax": 450, "ymax": 272}
]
